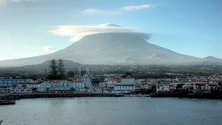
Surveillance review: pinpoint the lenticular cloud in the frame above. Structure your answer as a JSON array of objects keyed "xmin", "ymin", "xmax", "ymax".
[{"xmin": 50, "ymin": 23, "xmax": 150, "ymax": 42}]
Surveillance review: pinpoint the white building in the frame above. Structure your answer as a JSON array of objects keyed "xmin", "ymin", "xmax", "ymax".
[
  {"xmin": 50, "ymin": 80, "xmax": 72, "ymax": 91},
  {"xmin": 0, "ymin": 79, "xmax": 26, "ymax": 94},
  {"xmin": 39, "ymin": 81, "xmax": 53, "ymax": 92},
  {"xmin": 121, "ymin": 78, "xmax": 135, "ymax": 84},
  {"xmin": 112, "ymin": 77, "xmax": 136, "ymax": 93},
  {"xmin": 113, "ymin": 83, "xmax": 135, "ymax": 93},
  {"xmin": 183, "ymin": 81, "xmax": 217, "ymax": 91},
  {"xmin": 156, "ymin": 84, "xmax": 170, "ymax": 92},
  {"xmin": 72, "ymin": 82, "xmax": 85, "ymax": 91},
  {"xmin": 76, "ymin": 66, "xmax": 92, "ymax": 89},
  {"xmin": 10, "ymin": 88, "xmax": 32, "ymax": 94}
]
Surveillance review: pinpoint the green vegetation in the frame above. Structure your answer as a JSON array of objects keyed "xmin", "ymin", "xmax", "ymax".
[
  {"xmin": 48, "ymin": 59, "xmax": 57, "ymax": 80},
  {"xmin": 58, "ymin": 59, "xmax": 65, "ymax": 79},
  {"xmin": 48, "ymin": 59, "xmax": 66, "ymax": 80}
]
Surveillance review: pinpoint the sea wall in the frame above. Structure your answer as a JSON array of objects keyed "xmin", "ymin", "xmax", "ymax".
[{"xmin": 0, "ymin": 93, "xmax": 124, "ymax": 100}]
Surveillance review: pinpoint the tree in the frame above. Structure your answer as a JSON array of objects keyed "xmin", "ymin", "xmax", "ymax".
[
  {"xmin": 70, "ymin": 87, "xmax": 75, "ymax": 92},
  {"xmin": 58, "ymin": 59, "xmax": 65, "ymax": 79},
  {"xmin": 218, "ymin": 82, "xmax": 222, "ymax": 86},
  {"xmin": 49, "ymin": 59, "xmax": 57, "ymax": 80},
  {"xmin": 67, "ymin": 71, "xmax": 75, "ymax": 77},
  {"xmin": 32, "ymin": 88, "xmax": 37, "ymax": 92},
  {"xmin": 46, "ymin": 88, "xmax": 50, "ymax": 93},
  {"xmin": 91, "ymin": 78, "xmax": 100, "ymax": 86},
  {"xmin": 150, "ymin": 85, "xmax": 157, "ymax": 93}
]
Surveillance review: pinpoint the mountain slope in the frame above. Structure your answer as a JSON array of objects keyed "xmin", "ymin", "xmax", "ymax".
[
  {"xmin": 0, "ymin": 33, "xmax": 221, "ymax": 67},
  {"xmin": 16, "ymin": 60, "xmax": 80, "ymax": 71}
]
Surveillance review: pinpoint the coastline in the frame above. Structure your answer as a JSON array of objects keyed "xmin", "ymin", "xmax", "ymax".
[{"xmin": 0, "ymin": 93, "xmax": 124, "ymax": 101}]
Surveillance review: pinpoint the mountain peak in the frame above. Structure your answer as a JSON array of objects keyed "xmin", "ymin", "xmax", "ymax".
[
  {"xmin": 204, "ymin": 56, "xmax": 218, "ymax": 59},
  {"xmin": 0, "ymin": 32, "xmax": 222, "ymax": 67}
]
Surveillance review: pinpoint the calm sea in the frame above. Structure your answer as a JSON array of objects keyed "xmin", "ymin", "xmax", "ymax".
[{"xmin": 0, "ymin": 97, "xmax": 222, "ymax": 125}]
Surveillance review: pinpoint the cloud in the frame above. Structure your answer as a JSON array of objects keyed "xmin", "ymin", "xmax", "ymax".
[
  {"xmin": 11, "ymin": 0, "xmax": 33, "ymax": 2},
  {"xmin": 0, "ymin": 0, "xmax": 33, "ymax": 7},
  {"xmin": 82, "ymin": 9, "xmax": 120, "ymax": 15},
  {"xmin": 81, "ymin": 3, "xmax": 161, "ymax": 15},
  {"xmin": 42, "ymin": 46, "xmax": 55, "ymax": 53},
  {"xmin": 122, "ymin": 4, "xmax": 161, "ymax": 11},
  {"xmin": 50, "ymin": 23, "xmax": 150, "ymax": 42}
]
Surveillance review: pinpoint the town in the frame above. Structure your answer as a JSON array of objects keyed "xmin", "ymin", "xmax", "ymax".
[{"xmin": 0, "ymin": 67, "xmax": 222, "ymax": 98}]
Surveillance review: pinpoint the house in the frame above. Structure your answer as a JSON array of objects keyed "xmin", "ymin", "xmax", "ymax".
[
  {"xmin": 10, "ymin": 88, "xmax": 32, "ymax": 94},
  {"xmin": 183, "ymin": 80, "xmax": 217, "ymax": 91},
  {"xmin": 155, "ymin": 79, "xmax": 174, "ymax": 92},
  {"xmin": 0, "ymin": 79, "xmax": 25, "ymax": 94},
  {"xmin": 113, "ymin": 83, "xmax": 135, "ymax": 93},
  {"xmin": 72, "ymin": 82, "xmax": 85, "ymax": 91},
  {"xmin": 51, "ymin": 80, "xmax": 72, "ymax": 91},
  {"xmin": 99, "ymin": 77, "xmax": 120, "ymax": 91},
  {"xmin": 156, "ymin": 84, "xmax": 170, "ymax": 92},
  {"xmin": 136, "ymin": 79, "xmax": 152, "ymax": 90},
  {"xmin": 39, "ymin": 81, "xmax": 53, "ymax": 92},
  {"xmin": 121, "ymin": 77, "xmax": 135, "ymax": 84},
  {"xmin": 192, "ymin": 76, "xmax": 199, "ymax": 81},
  {"xmin": 25, "ymin": 83, "xmax": 41, "ymax": 90},
  {"xmin": 199, "ymin": 76, "xmax": 208, "ymax": 82},
  {"xmin": 112, "ymin": 77, "xmax": 136, "ymax": 93}
]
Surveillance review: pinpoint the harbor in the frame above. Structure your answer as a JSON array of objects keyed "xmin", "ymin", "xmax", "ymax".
[{"xmin": 1, "ymin": 97, "xmax": 222, "ymax": 125}]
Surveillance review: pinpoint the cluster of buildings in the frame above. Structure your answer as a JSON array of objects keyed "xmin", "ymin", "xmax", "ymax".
[
  {"xmin": 155, "ymin": 74, "xmax": 222, "ymax": 92},
  {"xmin": 99, "ymin": 73, "xmax": 222, "ymax": 93},
  {"xmin": 99, "ymin": 74, "xmax": 152, "ymax": 94},
  {"xmin": 1, "ymin": 70, "xmax": 222, "ymax": 94},
  {"xmin": 0, "ymin": 67, "xmax": 92, "ymax": 94}
]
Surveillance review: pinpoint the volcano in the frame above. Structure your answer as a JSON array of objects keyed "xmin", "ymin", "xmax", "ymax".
[{"xmin": 0, "ymin": 32, "xmax": 221, "ymax": 67}]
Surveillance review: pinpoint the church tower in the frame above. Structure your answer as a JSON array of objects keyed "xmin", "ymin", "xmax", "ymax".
[{"xmin": 77, "ymin": 66, "xmax": 82, "ymax": 81}]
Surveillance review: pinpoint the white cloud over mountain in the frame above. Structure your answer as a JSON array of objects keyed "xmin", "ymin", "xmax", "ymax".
[
  {"xmin": 50, "ymin": 23, "xmax": 150, "ymax": 42},
  {"xmin": 42, "ymin": 46, "xmax": 55, "ymax": 53}
]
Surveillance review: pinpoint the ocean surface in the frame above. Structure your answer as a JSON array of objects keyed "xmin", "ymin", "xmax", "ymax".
[{"xmin": 0, "ymin": 97, "xmax": 222, "ymax": 125}]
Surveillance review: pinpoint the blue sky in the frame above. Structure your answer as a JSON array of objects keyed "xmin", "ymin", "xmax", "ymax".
[{"xmin": 0, "ymin": 0, "xmax": 221, "ymax": 60}]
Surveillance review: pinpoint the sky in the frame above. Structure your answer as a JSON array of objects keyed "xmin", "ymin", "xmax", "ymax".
[{"xmin": 0, "ymin": 0, "xmax": 221, "ymax": 60}]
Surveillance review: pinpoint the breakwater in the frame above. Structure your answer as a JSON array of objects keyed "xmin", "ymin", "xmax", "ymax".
[{"xmin": 0, "ymin": 93, "xmax": 124, "ymax": 100}]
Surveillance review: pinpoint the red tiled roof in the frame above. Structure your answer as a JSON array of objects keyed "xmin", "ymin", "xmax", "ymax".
[
  {"xmin": 49, "ymin": 80, "xmax": 61, "ymax": 83},
  {"xmin": 67, "ymin": 77, "xmax": 78, "ymax": 82},
  {"xmin": 121, "ymin": 77, "xmax": 135, "ymax": 79},
  {"xmin": 108, "ymin": 78, "xmax": 119, "ymax": 81}
]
